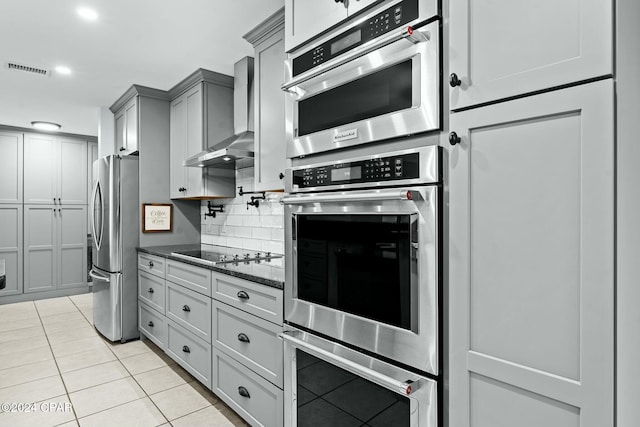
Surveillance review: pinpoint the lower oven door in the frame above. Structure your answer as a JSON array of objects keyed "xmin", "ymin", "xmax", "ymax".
[
  {"xmin": 281, "ymin": 327, "xmax": 437, "ymax": 427},
  {"xmin": 283, "ymin": 185, "xmax": 439, "ymax": 374}
]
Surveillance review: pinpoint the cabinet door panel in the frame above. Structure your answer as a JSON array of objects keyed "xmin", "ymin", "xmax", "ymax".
[
  {"xmin": 185, "ymin": 85, "xmax": 205, "ymax": 198},
  {"xmin": 58, "ymin": 206, "xmax": 87, "ymax": 289},
  {"xmin": 448, "ymin": 80, "xmax": 614, "ymax": 427},
  {"xmin": 0, "ymin": 131, "xmax": 23, "ymax": 204},
  {"xmin": 449, "ymin": 0, "xmax": 612, "ymax": 109},
  {"xmin": 124, "ymin": 99, "xmax": 138, "ymax": 154},
  {"xmin": 0, "ymin": 205, "xmax": 23, "ymax": 296},
  {"xmin": 24, "ymin": 206, "xmax": 56, "ymax": 293},
  {"xmin": 24, "ymin": 134, "xmax": 57, "ymax": 204},
  {"xmin": 284, "ymin": 0, "xmax": 347, "ymax": 52},
  {"xmin": 255, "ymin": 31, "xmax": 287, "ymax": 192},
  {"xmin": 59, "ymin": 139, "xmax": 87, "ymax": 204},
  {"xmin": 170, "ymin": 96, "xmax": 187, "ymax": 199},
  {"xmin": 115, "ymin": 111, "xmax": 125, "ymax": 154}
]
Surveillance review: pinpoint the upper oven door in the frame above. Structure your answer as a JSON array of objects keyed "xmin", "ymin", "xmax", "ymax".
[
  {"xmin": 283, "ymin": 185, "xmax": 439, "ymax": 374},
  {"xmin": 284, "ymin": 19, "xmax": 440, "ymax": 158}
]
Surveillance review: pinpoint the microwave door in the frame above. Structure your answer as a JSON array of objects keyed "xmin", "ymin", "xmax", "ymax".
[{"xmin": 93, "ymin": 156, "xmax": 121, "ymax": 273}]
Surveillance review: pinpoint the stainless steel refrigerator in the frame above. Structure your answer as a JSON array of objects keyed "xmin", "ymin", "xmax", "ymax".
[{"xmin": 89, "ymin": 155, "xmax": 139, "ymax": 342}]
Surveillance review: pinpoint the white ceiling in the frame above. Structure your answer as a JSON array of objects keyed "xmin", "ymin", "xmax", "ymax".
[{"xmin": 0, "ymin": 0, "xmax": 284, "ymax": 137}]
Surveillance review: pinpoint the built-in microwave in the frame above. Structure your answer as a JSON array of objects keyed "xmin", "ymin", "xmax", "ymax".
[{"xmin": 283, "ymin": 0, "xmax": 440, "ymax": 158}]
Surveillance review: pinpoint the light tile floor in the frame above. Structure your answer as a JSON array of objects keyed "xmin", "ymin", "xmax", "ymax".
[{"xmin": 0, "ymin": 294, "xmax": 249, "ymax": 427}]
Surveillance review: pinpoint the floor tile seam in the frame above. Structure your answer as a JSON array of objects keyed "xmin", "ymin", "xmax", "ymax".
[
  {"xmin": 69, "ymin": 296, "xmax": 93, "ymax": 325},
  {"xmin": 163, "ymin": 401, "xmax": 218, "ymax": 424},
  {"xmin": 73, "ymin": 395, "xmax": 167, "ymax": 425},
  {"xmin": 57, "ymin": 356, "xmax": 122, "ymax": 375},
  {"xmin": 0, "ymin": 372, "xmax": 60, "ymax": 392},
  {"xmin": 61, "ymin": 361, "xmax": 130, "ymax": 394},
  {"xmin": 0, "ymin": 352, "xmax": 55, "ymax": 372},
  {"xmin": 35, "ymin": 297, "xmax": 82, "ymax": 425}
]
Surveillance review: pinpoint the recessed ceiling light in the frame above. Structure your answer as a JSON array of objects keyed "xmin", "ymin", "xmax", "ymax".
[
  {"xmin": 31, "ymin": 121, "xmax": 61, "ymax": 131},
  {"xmin": 55, "ymin": 65, "xmax": 72, "ymax": 75},
  {"xmin": 223, "ymin": 156, "xmax": 232, "ymax": 162},
  {"xmin": 77, "ymin": 7, "xmax": 98, "ymax": 21}
]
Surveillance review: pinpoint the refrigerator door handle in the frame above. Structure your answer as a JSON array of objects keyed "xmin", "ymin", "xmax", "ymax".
[
  {"xmin": 89, "ymin": 269, "xmax": 110, "ymax": 283},
  {"xmin": 90, "ymin": 181, "xmax": 104, "ymax": 251}
]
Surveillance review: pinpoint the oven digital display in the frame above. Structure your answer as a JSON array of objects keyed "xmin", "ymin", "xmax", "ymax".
[
  {"xmin": 331, "ymin": 29, "xmax": 362, "ymax": 55},
  {"xmin": 331, "ymin": 166, "xmax": 362, "ymax": 182}
]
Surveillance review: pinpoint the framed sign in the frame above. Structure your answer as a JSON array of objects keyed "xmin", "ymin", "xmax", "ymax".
[{"xmin": 142, "ymin": 203, "xmax": 173, "ymax": 233}]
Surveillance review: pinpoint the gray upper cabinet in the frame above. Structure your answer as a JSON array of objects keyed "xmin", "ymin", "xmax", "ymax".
[
  {"xmin": 169, "ymin": 69, "xmax": 235, "ymax": 199},
  {"xmin": 114, "ymin": 96, "xmax": 138, "ymax": 155},
  {"xmin": 449, "ymin": 0, "xmax": 613, "ymax": 110},
  {"xmin": 284, "ymin": 0, "xmax": 379, "ymax": 52},
  {"xmin": 448, "ymin": 80, "xmax": 614, "ymax": 427},
  {"xmin": 0, "ymin": 131, "xmax": 23, "ymax": 204},
  {"xmin": 24, "ymin": 134, "xmax": 87, "ymax": 205},
  {"xmin": 245, "ymin": 8, "xmax": 287, "ymax": 192}
]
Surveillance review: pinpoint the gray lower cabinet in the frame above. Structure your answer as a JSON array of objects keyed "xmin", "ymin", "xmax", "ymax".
[
  {"xmin": 24, "ymin": 205, "xmax": 87, "ymax": 293},
  {"xmin": 0, "ymin": 205, "xmax": 23, "ymax": 296},
  {"xmin": 137, "ymin": 254, "xmax": 284, "ymax": 427}
]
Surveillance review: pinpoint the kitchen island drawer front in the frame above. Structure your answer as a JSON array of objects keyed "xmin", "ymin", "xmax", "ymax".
[
  {"xmin": 138, "ymin": 270, "xmax": 166, "ymax": 313},
  {"xmin": 166, "ymin": 259, "xmax": 211, "ymax": 296},
  {"xmin": 167, "ymin": 320, "xmax": 211, "ymax": 388},
  {"xmin": 213, "ymin": 348, "xmax": 284, "ymax": 427},
  {"xmin": 213, "ymin": 274, "xmax": 283, "ymax": 325},
  {"xmin": 166, "ymin": 281, "xmax": 212, "ymax": 343},
  {"xmin": 213, "ymin": 300, "xmax": 283, "ymax": 388},
  {"xmin": 137, "ymin": 253, "xmax": 166, "ymax": 278},
  {"xmin": 139, "ymin": 302, "xmax": 167, "ymax": 349}
]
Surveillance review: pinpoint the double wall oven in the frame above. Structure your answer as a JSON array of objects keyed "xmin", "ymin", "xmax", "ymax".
[{"xmin": 281, "ymin": 146, "xmax": 442, "ymax": 426}]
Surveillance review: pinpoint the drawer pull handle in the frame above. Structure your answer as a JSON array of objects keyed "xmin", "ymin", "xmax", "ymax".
[
  {"xmin": 182, "ymin": 345, "xmax": 190, "ymax": 353},
  {"xmin": 237, "ymin": 291, "xmax": 250, "ymax": 301},
  {"xmin": 237, "ymin": 333, "xmax": 250, "ymax": 343},
  {"xmin": 182, "ymin": 305, "xmax": 191, "ymax": 312},
  {"xmin": 238, "ymin": 386, "xmax": 251, "ymax": 398},
  {"xmin": 148, "ymin": 288, "xmax": 154, "ymax": 294},
  {"xmin": 148, "ymin": 261, "xmax": 154, "ymax": 268},
  {"xmin": 148, "ymin": 321, "xmax": 154, "ymax": 327}
]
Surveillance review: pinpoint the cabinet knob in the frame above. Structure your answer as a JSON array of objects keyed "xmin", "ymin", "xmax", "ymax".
[
  {"xmin": 119, "ymin": 147, "xmax": 126, "ymax": 152},
  {"xmin": 449, "ymin": 73, "xmax": 462, "ymax": 87},
  {"xmin": 237, "ymin": 333, "xmax": 250, "ymax": 343},
  {"xmin": 148, "ymin": 288, "xmax": 154, "ymax": 294},
  {"xmin": 148, "ymin": 261, "xmax": 154, "ymax": 268},
  {"xmin": 148, "ymin": 321, "xmax": 154, "ymax": 327},
  {"xmin": 178, "ymin": 187, "xmax": 186, "ymax": 192},
  {"xmin": 449, "ymin": 132, "xmax": 461, "ymax": 146},
  {"xmin": 182, "ymin": 345, "xmax": 190, "ymax": 353},
  {"xmin": 238, "ymin": 386, "xmax": 251, "ymax": 398},
  {"xmin": 237, "ymin": 290, "xmax": 250, "ymax": 301},
  {"xmin": 279, "ymin": 172, "xmax": 285, "ymax": 180},
  {"xmin": 182, "ymin": 305, "xmax": 191, "ymax": 312}
]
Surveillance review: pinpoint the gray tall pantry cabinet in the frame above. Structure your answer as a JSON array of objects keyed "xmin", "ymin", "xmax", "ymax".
[{"xmin": 446, "ymin": 0, "xmax": 614, "ymax": 426}]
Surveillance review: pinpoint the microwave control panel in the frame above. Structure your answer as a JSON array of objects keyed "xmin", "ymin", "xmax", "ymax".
[
  {"xmin": 292, "ymin": 0, "xmax": 420, "ymax": 77},
  {"xmin": 292, "ymin": 152, "xmax": 420, "ymax": 189}
]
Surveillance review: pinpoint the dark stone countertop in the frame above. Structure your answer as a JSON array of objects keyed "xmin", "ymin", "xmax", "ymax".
[{"xmin": 137, "ymin": 244, "xmax": 284, "ymax": 290}]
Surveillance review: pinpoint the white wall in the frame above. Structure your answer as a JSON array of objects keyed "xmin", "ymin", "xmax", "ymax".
[{"xmin": 200, "ymin": 165, "xmax": 284, "ymax": 254}]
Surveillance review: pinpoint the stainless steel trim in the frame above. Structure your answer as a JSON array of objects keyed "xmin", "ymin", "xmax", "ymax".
[
  {"xmin": 282, "ymin": 27, "xmax": 430, "ymax": 91},
  {"xmin": 282, "ymin": 189, "xmax": 416, "ymax": 204},
  {"xmin": 89, "ymin": 269, "xmax": 110, "ymax": 283},
  {"xmin": 280, "ymin": 329, "xmax": 422, "ymax": 394}
]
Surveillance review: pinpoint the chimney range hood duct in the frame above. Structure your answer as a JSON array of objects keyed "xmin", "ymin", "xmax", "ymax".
[{"xmin": 184, "ymin": 57, "xmax": 254, "ymax": 167}]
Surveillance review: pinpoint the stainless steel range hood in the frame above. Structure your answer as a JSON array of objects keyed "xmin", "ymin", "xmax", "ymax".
[{"xmin": 185, "ymin": 57, "xmax": 254, "ymax": 167}]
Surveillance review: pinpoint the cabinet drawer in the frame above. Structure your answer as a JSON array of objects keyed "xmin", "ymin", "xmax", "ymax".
[
  {"xmin": 166, "ymin": 259, "xmax": 211, "ymax": 296},
  {"xmin": 166, "ymin": 281, "xmax": 212, "ymax": 343},
  {"xmin": 138, "ymin": 253, "xmax": 165, "ymax": 278},
  {"xmin": 212, "ymin": 300, "xmax": 283, "ymax": 388},
  {"xmin": 166, "ymin": 320, "xmax": 211, "ymax": 388},
  {"xmin": 138, "ymin": 270, "xmax": 165, "ymax": 313},
  {"xmin": 139, "ymin": 302, "xmax": 167, "ymax": 349},
  {"xmin": 212, "ymin": 273, "xmax": 283, "ymax": 325},
  {"xmin": 212, "ymin": 348, "xmax": 283, "ymax": 427}
]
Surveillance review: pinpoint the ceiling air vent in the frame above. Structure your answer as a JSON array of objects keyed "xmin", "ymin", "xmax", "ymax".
[{"xmin": 7, "ymin": 62, "xmax": 49, "ymax": 76}]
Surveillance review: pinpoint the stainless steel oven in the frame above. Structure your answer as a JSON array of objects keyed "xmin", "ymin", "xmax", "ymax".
[
  {"xmin": 281, "ymin": 327, "xmax": 437, "ymax": 427},
  {"xmin": 282, "ymin": 146, "xmax": 441, "ymax": 375},
  {"xmin": 283, "ymin": 0, "xmax": 440, "ymax": 158}
]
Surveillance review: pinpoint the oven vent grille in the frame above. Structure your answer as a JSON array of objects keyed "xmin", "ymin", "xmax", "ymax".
[{"xmin": 7, "ymin": 62, "xmax": 49, "ymax": 76}]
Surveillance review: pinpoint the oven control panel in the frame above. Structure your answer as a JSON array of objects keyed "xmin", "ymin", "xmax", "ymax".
[
  {"xmin": 292, "ymin": 0, "xmax": 420, "ymax": 77},
  {"xmin": 292, "ymin": 152, "xmax": 420, "ymax": 189}
]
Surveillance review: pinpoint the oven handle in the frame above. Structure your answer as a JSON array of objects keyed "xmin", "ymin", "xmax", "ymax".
[
  {"xmin": 280, "ymin": 330, "xmax": 422, "ymax": 396},
  {"xmin": 281, "ymin": 27, "xmax": 430, "ymax": 92},
  {"xmin": 282, "ymin": 189, "xmax": 422, "ymax": 205}
]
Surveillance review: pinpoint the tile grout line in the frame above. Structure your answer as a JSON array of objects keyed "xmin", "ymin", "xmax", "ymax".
[{"xmin": 33, "ymin": 297, "xmax": 82, "ymax": 426}]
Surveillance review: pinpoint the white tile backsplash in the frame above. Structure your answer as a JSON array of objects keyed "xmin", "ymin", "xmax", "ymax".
[{"xmin": 201, "ymin": 166, "xmax": 284, "ymax": 254}]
